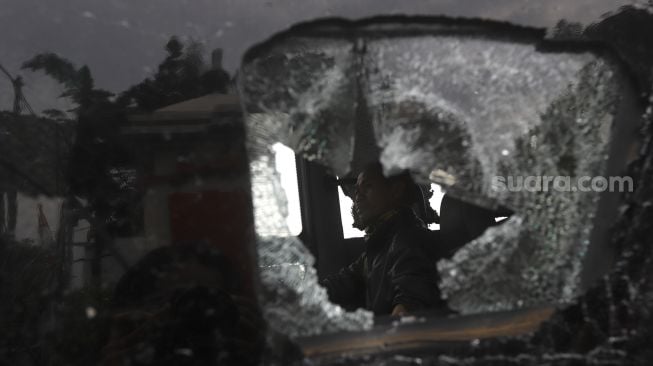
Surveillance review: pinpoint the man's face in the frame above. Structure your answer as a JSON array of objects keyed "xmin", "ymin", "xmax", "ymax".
[{"xmin": 353, "ymin": 167, "xmax": 398, "ymax": 229}]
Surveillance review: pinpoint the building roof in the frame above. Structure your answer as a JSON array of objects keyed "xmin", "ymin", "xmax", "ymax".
[
  {"xmin": 155, "ymin": 94, "xmax": 240, "ymax": 115},
  {"xmin": 125, "ymin": 94, "xmax": 241, "ymax": 134}
]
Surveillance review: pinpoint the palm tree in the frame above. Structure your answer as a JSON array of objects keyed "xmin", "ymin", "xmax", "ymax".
[
  {"xmin": 22, "ymin": 53, "xmax": 113, "ymax": 116},
  {"xmin": 22, "ymin": 53, "xmax": 120, "ymax": 289}
]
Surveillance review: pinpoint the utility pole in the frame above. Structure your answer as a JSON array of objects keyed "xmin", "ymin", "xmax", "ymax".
[
  {"xmin": 0, "ymin": 63, "xmax": 37, "ymax": 240},
  {"xmin": 0, "ymin": 62, "xmax": 35, "ymax": 115}
]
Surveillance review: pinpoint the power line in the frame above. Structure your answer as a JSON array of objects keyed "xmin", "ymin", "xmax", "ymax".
[{"xmin": 0, "ymin": 63, "xmax": 13, "ymax": 81}]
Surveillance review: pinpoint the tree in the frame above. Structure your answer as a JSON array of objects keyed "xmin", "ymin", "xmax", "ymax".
[
  {"xmin": 19, "ymin": 37, "xmax": 232, "ymax": 287},
  {"xmin": 22, "ymin": 53, "xmax": 114, "ymax": 116},
  {"xmin": 550, "ymin": 19, "xmax": 584, "ymax": 39},
  {"xmin": 118, "ymin": 37, "xmax": 230, "ymax": 111},
  {"xmin": 22, "ymin": 54, "xmax": 129, "ymax": 291},
  {"xmin": 22, "ymin": 53, "xmax": 126, "ymax": 203}
]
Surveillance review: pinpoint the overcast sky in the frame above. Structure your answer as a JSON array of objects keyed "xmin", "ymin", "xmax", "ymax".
[{"xmin": 0, "ymin": 0, "xmax": 638, "ymax": 113}]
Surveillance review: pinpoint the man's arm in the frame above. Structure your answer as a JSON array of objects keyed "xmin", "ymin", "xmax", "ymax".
[
  {"xmin": 319, "ymin": 255, "xmax": 366, "ymax": 310},
  {"xmin": 389, "ymin": 236, "xmax": 447, "ymax": 313}
]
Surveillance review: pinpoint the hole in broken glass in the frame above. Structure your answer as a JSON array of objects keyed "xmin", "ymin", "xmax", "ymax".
[
  {"xmin": 339, "ymin": 181, "xmax": 445, "ymax": 238},
  {"xmin": 240, "ymin": 17, "xmax": 634, "ymax": 339}
]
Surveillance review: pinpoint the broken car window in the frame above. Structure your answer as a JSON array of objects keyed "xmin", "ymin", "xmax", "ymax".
[
  {"xmin": 240, "ymin": 17, "xmax": 642, "ymax": 336},
  {"xmin": 2, "ymin": 1, "xmax": 651, "ymax": 365}
]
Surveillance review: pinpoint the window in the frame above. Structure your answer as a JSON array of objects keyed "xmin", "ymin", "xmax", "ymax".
[
  {"xmin": 272, "ymin": 142, "xmax": 302, "ymax": 236},
  {"xmin": 428, "ymin": 183, "xmax": 445, "ymax": 230},
  {"xmin": 337, "ymin": 186, "xmax": 365, "ymax": 238},
  {"xmin": 338, "ymin": 182, "xmax": 445, "ymax": 237}
]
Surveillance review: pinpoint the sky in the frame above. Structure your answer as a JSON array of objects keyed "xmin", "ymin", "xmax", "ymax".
[{"xmin": 0, "ymin": 0, "xmax": 638, "ymax": 113}]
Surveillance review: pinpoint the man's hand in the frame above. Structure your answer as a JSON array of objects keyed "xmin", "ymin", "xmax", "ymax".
[{"xmin": 391, "ymin": 304, "xmax": 408, "ymax": 317}]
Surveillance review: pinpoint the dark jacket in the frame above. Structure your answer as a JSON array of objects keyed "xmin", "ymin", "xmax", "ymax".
[{"xmin": 321, "ymin": 208, "xmax": 449, "ymax": 316}]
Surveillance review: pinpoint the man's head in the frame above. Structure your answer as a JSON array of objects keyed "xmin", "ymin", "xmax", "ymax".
[{"xmin": 352, "ymin": 163, "xmax": 418, "ymax": 230}]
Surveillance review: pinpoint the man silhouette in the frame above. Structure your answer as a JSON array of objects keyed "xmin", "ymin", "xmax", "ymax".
[{"xmin": 321, "ymin": 163, "xmax": 448, "ymax": 316}]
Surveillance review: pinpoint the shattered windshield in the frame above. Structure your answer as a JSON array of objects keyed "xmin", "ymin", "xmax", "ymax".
[
  {"xmin": 241, "ymin": 19, "xmax": 638, "ymax": 328},
  {"xmin": 2, "ymin": 1, "xmax": 653, "ymax": 365}
]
